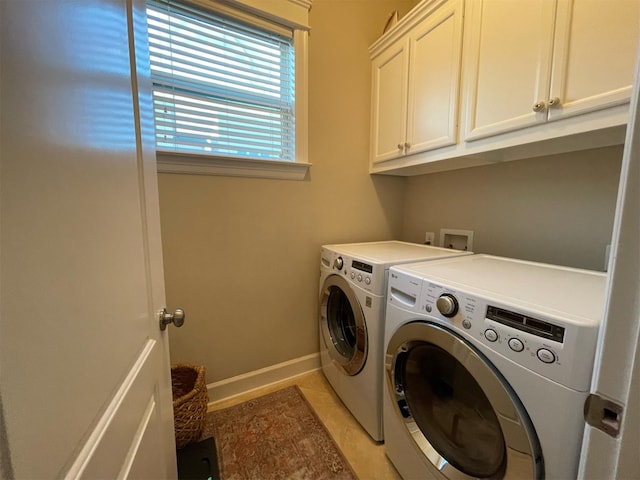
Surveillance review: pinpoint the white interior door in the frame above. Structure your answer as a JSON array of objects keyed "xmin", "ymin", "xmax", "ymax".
[
  {"xmin": 0, "ymin": 1, "xmax": 177, "ymax": 478},
  {"xmin": 578, "ymin": 31, "xmax": 640, "ymax": 479}
]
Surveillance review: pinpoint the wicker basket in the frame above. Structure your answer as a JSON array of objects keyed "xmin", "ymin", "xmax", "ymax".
[{"xmin": 171, "ymin": 363, "xmax": 208, "ymax": 449}]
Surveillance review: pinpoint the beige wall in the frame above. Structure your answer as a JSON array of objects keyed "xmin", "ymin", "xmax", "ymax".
[
  {"xmin": 401, "ymin": 146, "xmax": 623, "ymax": 271},
  {"xmin": 158, "ymin": 0, "xmax": 413, "ymax": 383}
]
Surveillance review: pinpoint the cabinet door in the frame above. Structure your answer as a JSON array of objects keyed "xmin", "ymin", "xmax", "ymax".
[
  {"xmin": 463, "ymin": 0, "xmax": 557, "ymax": 141},
  {"xmin": 406, "ymin": 0, "xmax": 464, "ymax": 154},
  {"xmin": 370, "ymin": 38, "xmax": 409, "ymax": 164},
  {"xmin": 548, "ymin": 0, "xmax": 640, "ymax": 121}
]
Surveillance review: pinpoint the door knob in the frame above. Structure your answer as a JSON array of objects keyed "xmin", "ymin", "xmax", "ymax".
[{"xmin": 159, "ymin": 307, "xmax": 185, "ymax": 330}]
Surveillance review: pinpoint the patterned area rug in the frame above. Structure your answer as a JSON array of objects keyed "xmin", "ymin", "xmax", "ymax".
[{"xmin": 202, "ymin": 385, "xmax": 358, "ymax": 480}]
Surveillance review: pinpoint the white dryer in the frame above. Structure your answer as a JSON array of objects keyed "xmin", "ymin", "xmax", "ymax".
[
  {"xmin": 319, "ymin": 241, "xmax": 471, "ymax": 441},
  {"xmin": 383, "ymin": 254, "xmax": 607, "ymax": 479}
]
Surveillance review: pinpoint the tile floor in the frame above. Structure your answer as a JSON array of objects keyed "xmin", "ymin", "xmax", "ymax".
[{"xmin": 207, "ymin": 369, "xmax": 402, "ymax": 480}]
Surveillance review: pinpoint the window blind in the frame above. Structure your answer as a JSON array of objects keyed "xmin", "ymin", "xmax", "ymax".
[{"xmin": 146, "ymin": 1, "xmax": 296, "ymax": 162}]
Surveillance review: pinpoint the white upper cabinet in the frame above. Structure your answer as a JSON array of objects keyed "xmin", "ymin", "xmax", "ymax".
[
  {"xmin": 463, "ymin": 0, "xmax": 556, "ymax": 140},
  {"xmin": 548, "ymin": 0, "xmax": 640, "ymax": 121},
  {"xmin": 370, "ymin": 0, "xmax": 464, "ymax": 164},
  {"xmin": 408, "ymin": 4, "xmax": 464, "ymax": 154},
  {"xmin": 463, "ymin": 0, "xmax": 640, "ymax": 142},
  {"xmin": 369, "ymin": 0, "xmax": 639, "ymax": 175},
  {"xmin": 371, "ymin": 37, "xmax": 409, "ymax": 163}
]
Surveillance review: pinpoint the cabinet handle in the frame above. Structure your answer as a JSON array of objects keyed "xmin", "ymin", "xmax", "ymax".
[
  {"xmin": 532, "ymin": 101, "xmax": 546, "ymax": 112},
  {"xmin": 548, "ymin": 96, "xmax": 561, "ymax": 108},
  {"xmin": 397, "ymin": 143, "xmax": 404, "ymax": 151},
  {"xmin": 404, "ymin": 142, "xmax": 411, "ymax": 150}
]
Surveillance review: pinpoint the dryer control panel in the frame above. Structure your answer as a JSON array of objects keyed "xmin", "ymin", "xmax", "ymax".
[
  {"xmin": 485, "ymin": 305, "xmax": 565, "ymax": 343},
  {"xmin": 417, "ymin": 281, "xmax": 600, "ymax": 392}
]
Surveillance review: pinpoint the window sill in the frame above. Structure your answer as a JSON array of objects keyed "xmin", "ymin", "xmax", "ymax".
[{"xmin": 156, "ymin": 152, "xmax": 311, "ymax": 180}]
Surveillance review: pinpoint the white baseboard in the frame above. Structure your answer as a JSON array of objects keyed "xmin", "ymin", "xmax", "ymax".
[{"xmin": 206, "ymin": 353, "xmax": 320, "ymax": 405}]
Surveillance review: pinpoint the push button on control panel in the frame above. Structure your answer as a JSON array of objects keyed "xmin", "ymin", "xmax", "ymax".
[
  {"xmin": 484, "ymin": 329, "xmax": 498, "ymax": 342},
  {"xmin": 365, "ymin": 277, "xmax": 371, "ymax": 285},
  {"xmin": 537, "ymin": 348, "xmax": 556, "ymax": 364},
  {"xmin": 508, "ymin": 338, "xmax": 524, "ymax": 352}
]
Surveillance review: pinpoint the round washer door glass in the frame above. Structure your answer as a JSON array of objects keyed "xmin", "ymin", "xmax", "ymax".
[
  {"xmin": 403, "ymin": 343, "xmax": 504, "ymax": 477},
  {"xmin": 320, "ymin": 275, "xmax": 367, "ymax": 375},
  {"xmin": 387, "ymin": 322, "xmax": 542, "ymax": 479}
]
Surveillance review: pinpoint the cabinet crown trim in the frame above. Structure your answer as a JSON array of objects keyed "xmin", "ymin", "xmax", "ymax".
[{"xmin": 369, "ymin": 0, "xmax": 450, "ymax": 57}]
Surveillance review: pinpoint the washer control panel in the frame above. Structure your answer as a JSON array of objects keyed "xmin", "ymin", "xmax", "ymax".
[
  {"xmin": 414, "ymin": 280, "xmax": 600, "ymax": 392},
  {"xmin": 321, "ymin": 249, "xmax": 384, "ymax": 295}
]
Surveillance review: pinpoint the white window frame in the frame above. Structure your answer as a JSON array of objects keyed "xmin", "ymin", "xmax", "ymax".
[{"xmin": 152, "ymin": 0, "xmax": 311, "ymax": 180}]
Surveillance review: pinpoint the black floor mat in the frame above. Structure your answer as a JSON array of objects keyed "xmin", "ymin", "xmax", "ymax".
[{"xmin": 176, "ymin": 437, "xmax": 220, "ymax": 480}]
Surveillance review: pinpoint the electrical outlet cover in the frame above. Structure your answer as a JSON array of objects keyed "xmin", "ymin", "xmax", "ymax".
[{"xmin": 425, "ymin": 232, "xmax": 435, "ymax": 245}]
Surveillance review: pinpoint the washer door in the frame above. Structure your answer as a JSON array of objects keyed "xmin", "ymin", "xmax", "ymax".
[
  {"xmin": 386, "ymin": 321, "xmax": 543, "ymax": 479},
  {"xmin": 319, "ymin": 274, "xmax": 367, "ymax": 376}
]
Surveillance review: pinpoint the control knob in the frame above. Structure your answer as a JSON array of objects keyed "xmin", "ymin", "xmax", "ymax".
[
  {"xmin": 334, "ymin": 257, "xmax": 344, "ymax": 270},
  {"xmin": 436, "ymin": 293, "xmax": 459, "ymax": 318}
]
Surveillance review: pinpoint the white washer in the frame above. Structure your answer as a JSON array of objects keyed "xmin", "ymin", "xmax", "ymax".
[
  {"xmin": 319, "ymin": 241, "xmax": 472, "ymax": 441},
  {"xmin": 383, "ymin": 254, "xmax": 607, "ymax": 479}
]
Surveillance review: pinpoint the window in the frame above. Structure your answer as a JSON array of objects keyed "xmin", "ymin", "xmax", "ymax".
[{"xmin": 146, "ymin": 0, "xmax": 310, "ymax": 179}]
